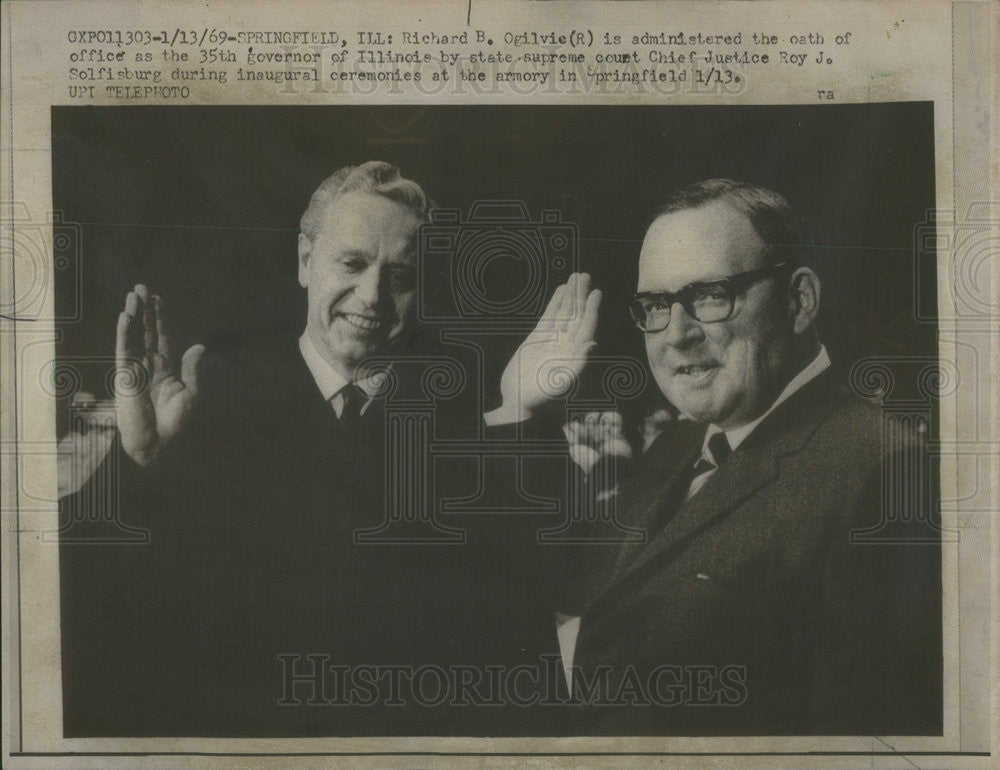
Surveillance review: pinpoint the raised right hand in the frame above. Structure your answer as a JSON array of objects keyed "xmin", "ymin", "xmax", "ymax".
[
  {"xmin": 488, "ymin": 273, "xmax": 602, "ymax": 425},
  {"xmin": 114, "ymin": 284, "xmax": 205, "ymax": 467}
]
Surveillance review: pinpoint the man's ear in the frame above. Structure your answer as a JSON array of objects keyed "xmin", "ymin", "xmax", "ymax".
[
  {"xmin": 789, "ymin": 267, "xmax": 821, "ymax": 335},
  {"xmin": 297, "ymin": 234, "xmax": 312, "ymax": 288}
]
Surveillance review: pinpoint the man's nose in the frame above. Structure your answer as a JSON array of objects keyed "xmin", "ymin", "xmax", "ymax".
[
  {"xmin": 661, "ymin": 301, "xmax": 704, "ymax": 346},
  {"xmin": 353, "ymin": 265, "xmax": 384, "ymax": 307}
]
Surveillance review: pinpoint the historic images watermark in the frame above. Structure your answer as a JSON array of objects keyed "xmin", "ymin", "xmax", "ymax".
[{"xmin": 277, "ymin": 655, "xmax": 749, "ymax": 710}]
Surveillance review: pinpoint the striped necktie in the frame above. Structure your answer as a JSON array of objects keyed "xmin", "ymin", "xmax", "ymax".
[
  {"xmin": 685, "ymin": 431, "xmax": 733, "ymax": 500},
  {"xmin": 653, "ymin": 430, "xmax": 733, "ymax": 531}
]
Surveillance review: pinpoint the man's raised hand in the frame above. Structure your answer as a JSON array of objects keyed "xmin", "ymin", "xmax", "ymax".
[
  {"xmin": 488, "ymin": 273, "xmax": 602, "ymax": 424},
  {"xmin": 114, "ymin": 284, "xmax": 204, "ymax": 467}
]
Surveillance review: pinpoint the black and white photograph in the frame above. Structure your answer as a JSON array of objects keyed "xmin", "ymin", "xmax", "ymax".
[{"xmin": 51, "ymin": 103, "xmax": 944, "ymax": 739}]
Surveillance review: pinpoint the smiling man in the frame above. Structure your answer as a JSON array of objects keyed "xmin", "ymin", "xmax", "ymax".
[
  {"xmin": 636, "ymin": 189, "xmax": 822, "ymax": 431},
  {"xmin": 297, "ymin": 164, "xmax": 424, "ymax": 386},
  {"xmin": 60, "ymin": 161, "xmax": 588, "ymax": 737},
  {"xmin": 564, "ymin": 180, "xmax": 941, "ymax": 735}
]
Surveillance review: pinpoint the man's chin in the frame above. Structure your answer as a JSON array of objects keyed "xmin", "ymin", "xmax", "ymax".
[
  {"xmin": 314, "ymin": 341, "xmax": 374, "ymax": 375},
  {"xmin": 671, "ymin": 394, "xmax": 726, "ymax": 425}
]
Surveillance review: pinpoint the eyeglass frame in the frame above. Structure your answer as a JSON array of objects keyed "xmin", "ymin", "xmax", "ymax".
[{"xmin": 629, "ymin": 262, "xmax": 790, "ymax": 332}]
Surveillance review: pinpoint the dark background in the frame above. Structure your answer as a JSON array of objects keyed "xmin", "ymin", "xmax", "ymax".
[{"xmin": 52, "ymin": 104, "xmax": 938, "ymax": 431}]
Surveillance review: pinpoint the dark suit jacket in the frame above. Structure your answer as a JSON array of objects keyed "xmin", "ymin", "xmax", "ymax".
[
  {"xmin": 60, "ymin": 333, "xmax": 564, "ymax": 736},
  {"xmin": 570, "ymin": 369, "xmax": 942, "ymax": 735}
]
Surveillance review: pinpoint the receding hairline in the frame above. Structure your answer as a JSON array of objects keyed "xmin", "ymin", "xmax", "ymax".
[
  {"xmin": 648, "ymin": 196, "xmax": 763, "ymax": 232},
  {"xmin": 310, "ymin": 188, "xmax": 424, "ymax": 233},
  {"xmin": 640, "ymin": 199, "xmax": 773, "ymax": 277},
  {"xmin": 299, "ymin": 161, "xmax": 431, "ymax": 241},
  {"xmin": 648, "ymin": 179, "xmax": 815, "ymax": 271}
]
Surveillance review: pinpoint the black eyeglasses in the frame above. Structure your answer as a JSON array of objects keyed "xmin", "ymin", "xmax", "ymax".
[{"xmin": 629, "ymin": 263, "xmax": 788, "ymax": 332}]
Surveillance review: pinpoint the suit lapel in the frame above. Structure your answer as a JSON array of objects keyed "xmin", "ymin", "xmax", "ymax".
[
  {"xmin": 618, "ymin": 438, "xmax": 781, "ymax": 582},
  {"xmin": 596, "ymin": 370, "xmax": 851, "ymax": 605},
  {"xmin": 605, "ymin": 420, "xmax": 704, "ymax": 582}
]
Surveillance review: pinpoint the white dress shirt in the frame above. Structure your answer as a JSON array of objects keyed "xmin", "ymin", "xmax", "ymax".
[{"xmin": 298, "ymin": 334, "xmax": 385, "ymax": 417}]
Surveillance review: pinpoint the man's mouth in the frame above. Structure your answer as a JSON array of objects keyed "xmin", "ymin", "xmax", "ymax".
[
  {"xmin": 337, "ymin": 312, "xmax": 386, "ymax": 332},
  {"xmin": 672, "ymin": 363, "xmax": 721, "ymax": 386},
  {"xmin": 675, "ymin": 363, "xmax": 718, "ymax": 376}
]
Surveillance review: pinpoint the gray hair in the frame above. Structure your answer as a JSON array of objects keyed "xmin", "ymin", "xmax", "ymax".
[{"xmin": 299, "ymin": 161, "xmax": 431, "ymax": 240}]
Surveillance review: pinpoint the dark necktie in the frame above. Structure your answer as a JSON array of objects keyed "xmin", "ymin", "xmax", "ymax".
[
  {"xmin": 654, "ymin": 430, "xmax": 733, "ymax": 530},
  {"xmin": 336, "ymin": 383, "xmax": 366, "ymax": 435},
  {"xmin": 689, "ymin": 431, "xmax": 733, "ymax": 485}
]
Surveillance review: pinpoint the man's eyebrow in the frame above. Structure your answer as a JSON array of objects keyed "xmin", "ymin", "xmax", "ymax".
[
  {"xmin": 640, "ymin": 277, "xmax": 728, "ymax": 295},
  {"xmin": 337, "ymin": 249, "xmax": 374, "ymax": 261},
  {"xmin": 683, "ymin": 276, "xmax": 728, "ymax": 288}
]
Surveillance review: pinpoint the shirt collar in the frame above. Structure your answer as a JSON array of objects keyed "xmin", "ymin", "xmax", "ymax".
[
  {"xmin": 298, "ymin": 333, "xmax": 387, "ymax": 402},
  {"xmin": 703, "ymin": 345, "xmax": 831, "ymax": 456}
]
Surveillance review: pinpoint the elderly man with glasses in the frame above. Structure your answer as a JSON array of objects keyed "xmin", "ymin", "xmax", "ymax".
[{"xmin": 510, "ymin": 179, "xmax": 942, "ymax": 736}]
